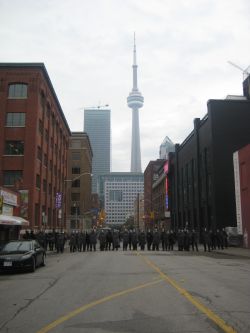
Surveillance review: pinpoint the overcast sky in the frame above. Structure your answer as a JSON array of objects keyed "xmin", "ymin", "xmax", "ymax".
[{"xmin": 1, "ymin": 0, "xmax": 249, "ymax": 171}]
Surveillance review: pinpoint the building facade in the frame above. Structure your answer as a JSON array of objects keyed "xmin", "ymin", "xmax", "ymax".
[
  {"xmin": 233, "ymin": 144, "xmax": 250, "ymax": 249},
  {"xmin": 0, "ymin": 63, "xmax": 70, "ymax": 230},
  {"xmin": 66, "ymin": 132, "xmax": 92, "ymax": 231},
  {"xmin": 97, "ymin": 172, "xmax": 144, "ymax": 225},
  {"xmin": 152, "ymin": 160, "xmax": 171, "ymax": 229},
  {"xmin": 144, "ymin": 160, "xmax": 165, "ymax": 228},
  {"xmin": 168, "ymin": 80, "xmax": 250, "ymax": 233},
  {"xmin": 84, "ymin": 107, "xmax": 111, "ymax": 193},
  {"xmin": 133, "ymin": 192, "xmax": 144, "ymax": 230}
]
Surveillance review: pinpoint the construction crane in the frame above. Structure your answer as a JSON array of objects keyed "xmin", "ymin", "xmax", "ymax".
[
  {"xmin": 228, "ymin": 61, "xmax": 250, "ymax": 80},
  {"xmin": 77, "ymin": 104, "xmax": 109, "ymax": 111}
]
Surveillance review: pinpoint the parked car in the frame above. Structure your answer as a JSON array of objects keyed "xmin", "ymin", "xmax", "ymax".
[{"xmin": 0, "ymin": 240, "xmax": 46, "ymax": 273}]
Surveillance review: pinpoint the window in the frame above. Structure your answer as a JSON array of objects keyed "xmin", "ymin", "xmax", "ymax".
[
  {"xmin": 70, "ymin": 220, "xmax": 76, "ymax": 229},
  {"xmin": 38, "ymin": 119, "xmax": 43, "ymax": 135},
  {"xmin": 45, "ymin": 129, "xmax": 49, "ymax": 142},
  {"xmin": 72, "ymin": 152, "xmax": 80, "ymax": 160},
  {"xmin": 3, "ymin": 170, "xmax": 22, "ymax": 186},
  {"xmin": 71, "ymin": 140, "xmax": 81, "ymax": 148},
  {"xmin": 44, "ymin": 153, "xmax": 48, "ymax": 167},
  {"xmin": 109, "ymin": 190, "xmax": 122, "ymax": 201},
  {"xmin": 72, "ymin": 179, "xmax": 80, "ymax": 188},
  {"xmin": 46, "ymin": 105, "xmax": 50, "ymax": 118},
  {"xmin": 8, "ymin": 83, "xmax": 28, "ymax": 98},
  {"xmin": 37, "ymin": 146, "xmax": 42, "ymax": 161},
  {"xmin": 72, "ymin": 167, "xmax": 80, "ymax": 174},
  {"xmin": 6, "ymin": 113, "xmax": 26, "ymax": 127},
  {"xmin": 71, "ymin": 193, "xmax": 80, "ymax": 201},
  {"xmin": 43, "ymin": 179, "xmax": 47, "ymax": 192},
  {"xmin": 35, "ymin": 204, "xmax": 40, "ymax": 226},
  {"xmin": 71, "ymin": 206, "xmax": 80, "ymax": 215},
  {"xmin": 36, "ymin": 174, "xmax": 41, "ymax": 188},
  {"xmin": 5, "ymin": 141, "xmax": 24, "ymax": 155}
]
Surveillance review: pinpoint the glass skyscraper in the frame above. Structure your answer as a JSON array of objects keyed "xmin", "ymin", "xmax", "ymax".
[{"xmin": 84, "ymin": 107, "xmax": 111, "ymax": 193}]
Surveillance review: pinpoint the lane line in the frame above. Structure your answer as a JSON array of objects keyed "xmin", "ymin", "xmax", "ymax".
[
  {"xmin": 139, "ymin": 253, "xmax": 237, "ymax": 333},
  {"xmin": 36, "ymin": 278, "xmax": 163, "ymax": 333}
]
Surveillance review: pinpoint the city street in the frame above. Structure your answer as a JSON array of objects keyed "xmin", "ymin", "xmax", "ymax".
[{"xmin": 0, "ymin": 248, "xmax": 250, "ymax": 333}]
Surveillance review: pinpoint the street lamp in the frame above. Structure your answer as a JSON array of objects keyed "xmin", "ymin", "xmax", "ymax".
[
  {"xmin": 64, "ymin": 172, "xmax": 93, "ymax": 183},
  {"xmin": 73, "ymin": 202, "xmax": 78, "ymax": 230}
]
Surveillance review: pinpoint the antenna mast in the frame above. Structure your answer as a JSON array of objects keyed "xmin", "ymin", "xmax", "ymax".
[{"xmin": 228, "ymin": 61, "xmax": 250, "ymax": 80}]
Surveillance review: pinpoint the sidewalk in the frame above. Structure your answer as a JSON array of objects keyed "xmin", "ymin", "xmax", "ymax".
[{"xmin": 213, "ymin": 246, "xmax": 250, "ymax": 258}]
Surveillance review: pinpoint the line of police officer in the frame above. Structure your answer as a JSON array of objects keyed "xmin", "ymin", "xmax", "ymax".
[
  {"xmin": 22, "ymin": 227, "xmax": 228, "ymax": 253},
  {"xmin": 23, "ymin": 230, "xmax": 67, "ymax": 253}
]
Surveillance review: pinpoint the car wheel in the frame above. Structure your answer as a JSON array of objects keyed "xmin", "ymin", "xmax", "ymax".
[
  {"xmin": 30, "ymin": 257, "xmax": 36, "ymax": 272},
  {"xmin": 41, "ymin": 254, "xmax": 46, "ymax": 267}
]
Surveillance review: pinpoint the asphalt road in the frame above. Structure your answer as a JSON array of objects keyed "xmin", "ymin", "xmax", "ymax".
[{"xmin": 0, "ymin": 249, "xmax": 250, "ymax": 333}]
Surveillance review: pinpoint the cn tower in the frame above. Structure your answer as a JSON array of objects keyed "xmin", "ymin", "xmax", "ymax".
[{"xmin": 127, "ymin": 34, "xmax": 144, "ymax": 173}]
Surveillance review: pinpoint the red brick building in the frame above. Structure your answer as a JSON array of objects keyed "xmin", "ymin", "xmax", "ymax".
[
  {"xmin": 0, "ymin": 63, "xmax": 71, "ymax": 230},
  {"xmin": 144, "ymin": 159, "xmax": 165, "ymax": 228}
]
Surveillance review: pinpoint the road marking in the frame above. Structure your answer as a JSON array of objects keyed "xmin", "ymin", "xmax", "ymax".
[
  {"xmin": 139, "ymin": 253, "xmax": 237, "ymax": 333},
  {"xmin": 36, "ymin": 278, "xmax": 163, "ymax": 333}
]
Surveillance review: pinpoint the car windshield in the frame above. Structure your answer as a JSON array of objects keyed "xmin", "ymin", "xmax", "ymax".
[{"xmin": 1, "ymin": 241, "xmax": 31, "ymax": 252}]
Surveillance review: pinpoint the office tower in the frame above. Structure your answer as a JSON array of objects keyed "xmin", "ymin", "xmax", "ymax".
[
  {"xmin": 127, "ymin": 35, "xmax": 144, "ymax": 173},
  {"xmin": 159, "ymin": 136, "xmax": 175, "ymax": 159},
  {"xmin": 84, "ymin": 106, "xmax": 111, "ymax": 193}
]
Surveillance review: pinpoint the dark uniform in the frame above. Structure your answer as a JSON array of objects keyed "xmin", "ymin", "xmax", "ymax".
[
  {"xmin": 90, "ymin": 229, "xmax": 97, "ymax": 251},
  {"xmin": 139, "ymin": 231, "xmax": 146, "ymax": 250},
  {"xmin": 56, "ymin": 233, "xmax": 65, "ymax": 253},
  {"xmin": 168, "ymin": 230, "xmax": 175, "ymax": 250},
  {"xmin": 106, "ymin": 230, "xmax": 113, "ymax": 251},
  {"xmin": 191, "ymin": 229, "xmax": 199, "ymax": 251},
  {"xmin": 69, "ymin": 233, "xmax": 77, "ymax": 252},
  {"xmin": 113, "ymin": 231, "xmax": 120, "ymax": 251},
  {"xmin": 203, "ymin": 228, "xmax": 211, "ymax": 252},
  {"xmin": 152, "ymin": 229, "xmax": 160, "ymax": 251},
  {"xmin": 99, "ymin": 230, "xmax": 106, "ymax": 251},
  {"xmin": 146, "ymin": 230, "xmax": 153, "ymax": 250},
  {"xmin": 177, "ymin": 230, "xmax": 184, "ymax": 251},
  {"xmin": 123, "ymin": 230, "xmax": 129, "ymax": 250},
  {"xmin": 131, "ymin": 230, "xmax": 138, "ymax": 251}
]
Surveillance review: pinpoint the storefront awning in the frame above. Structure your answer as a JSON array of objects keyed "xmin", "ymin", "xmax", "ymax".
[{"xmin": 0, "ymin": 215, "xmax": 29, "ymax": 226}]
